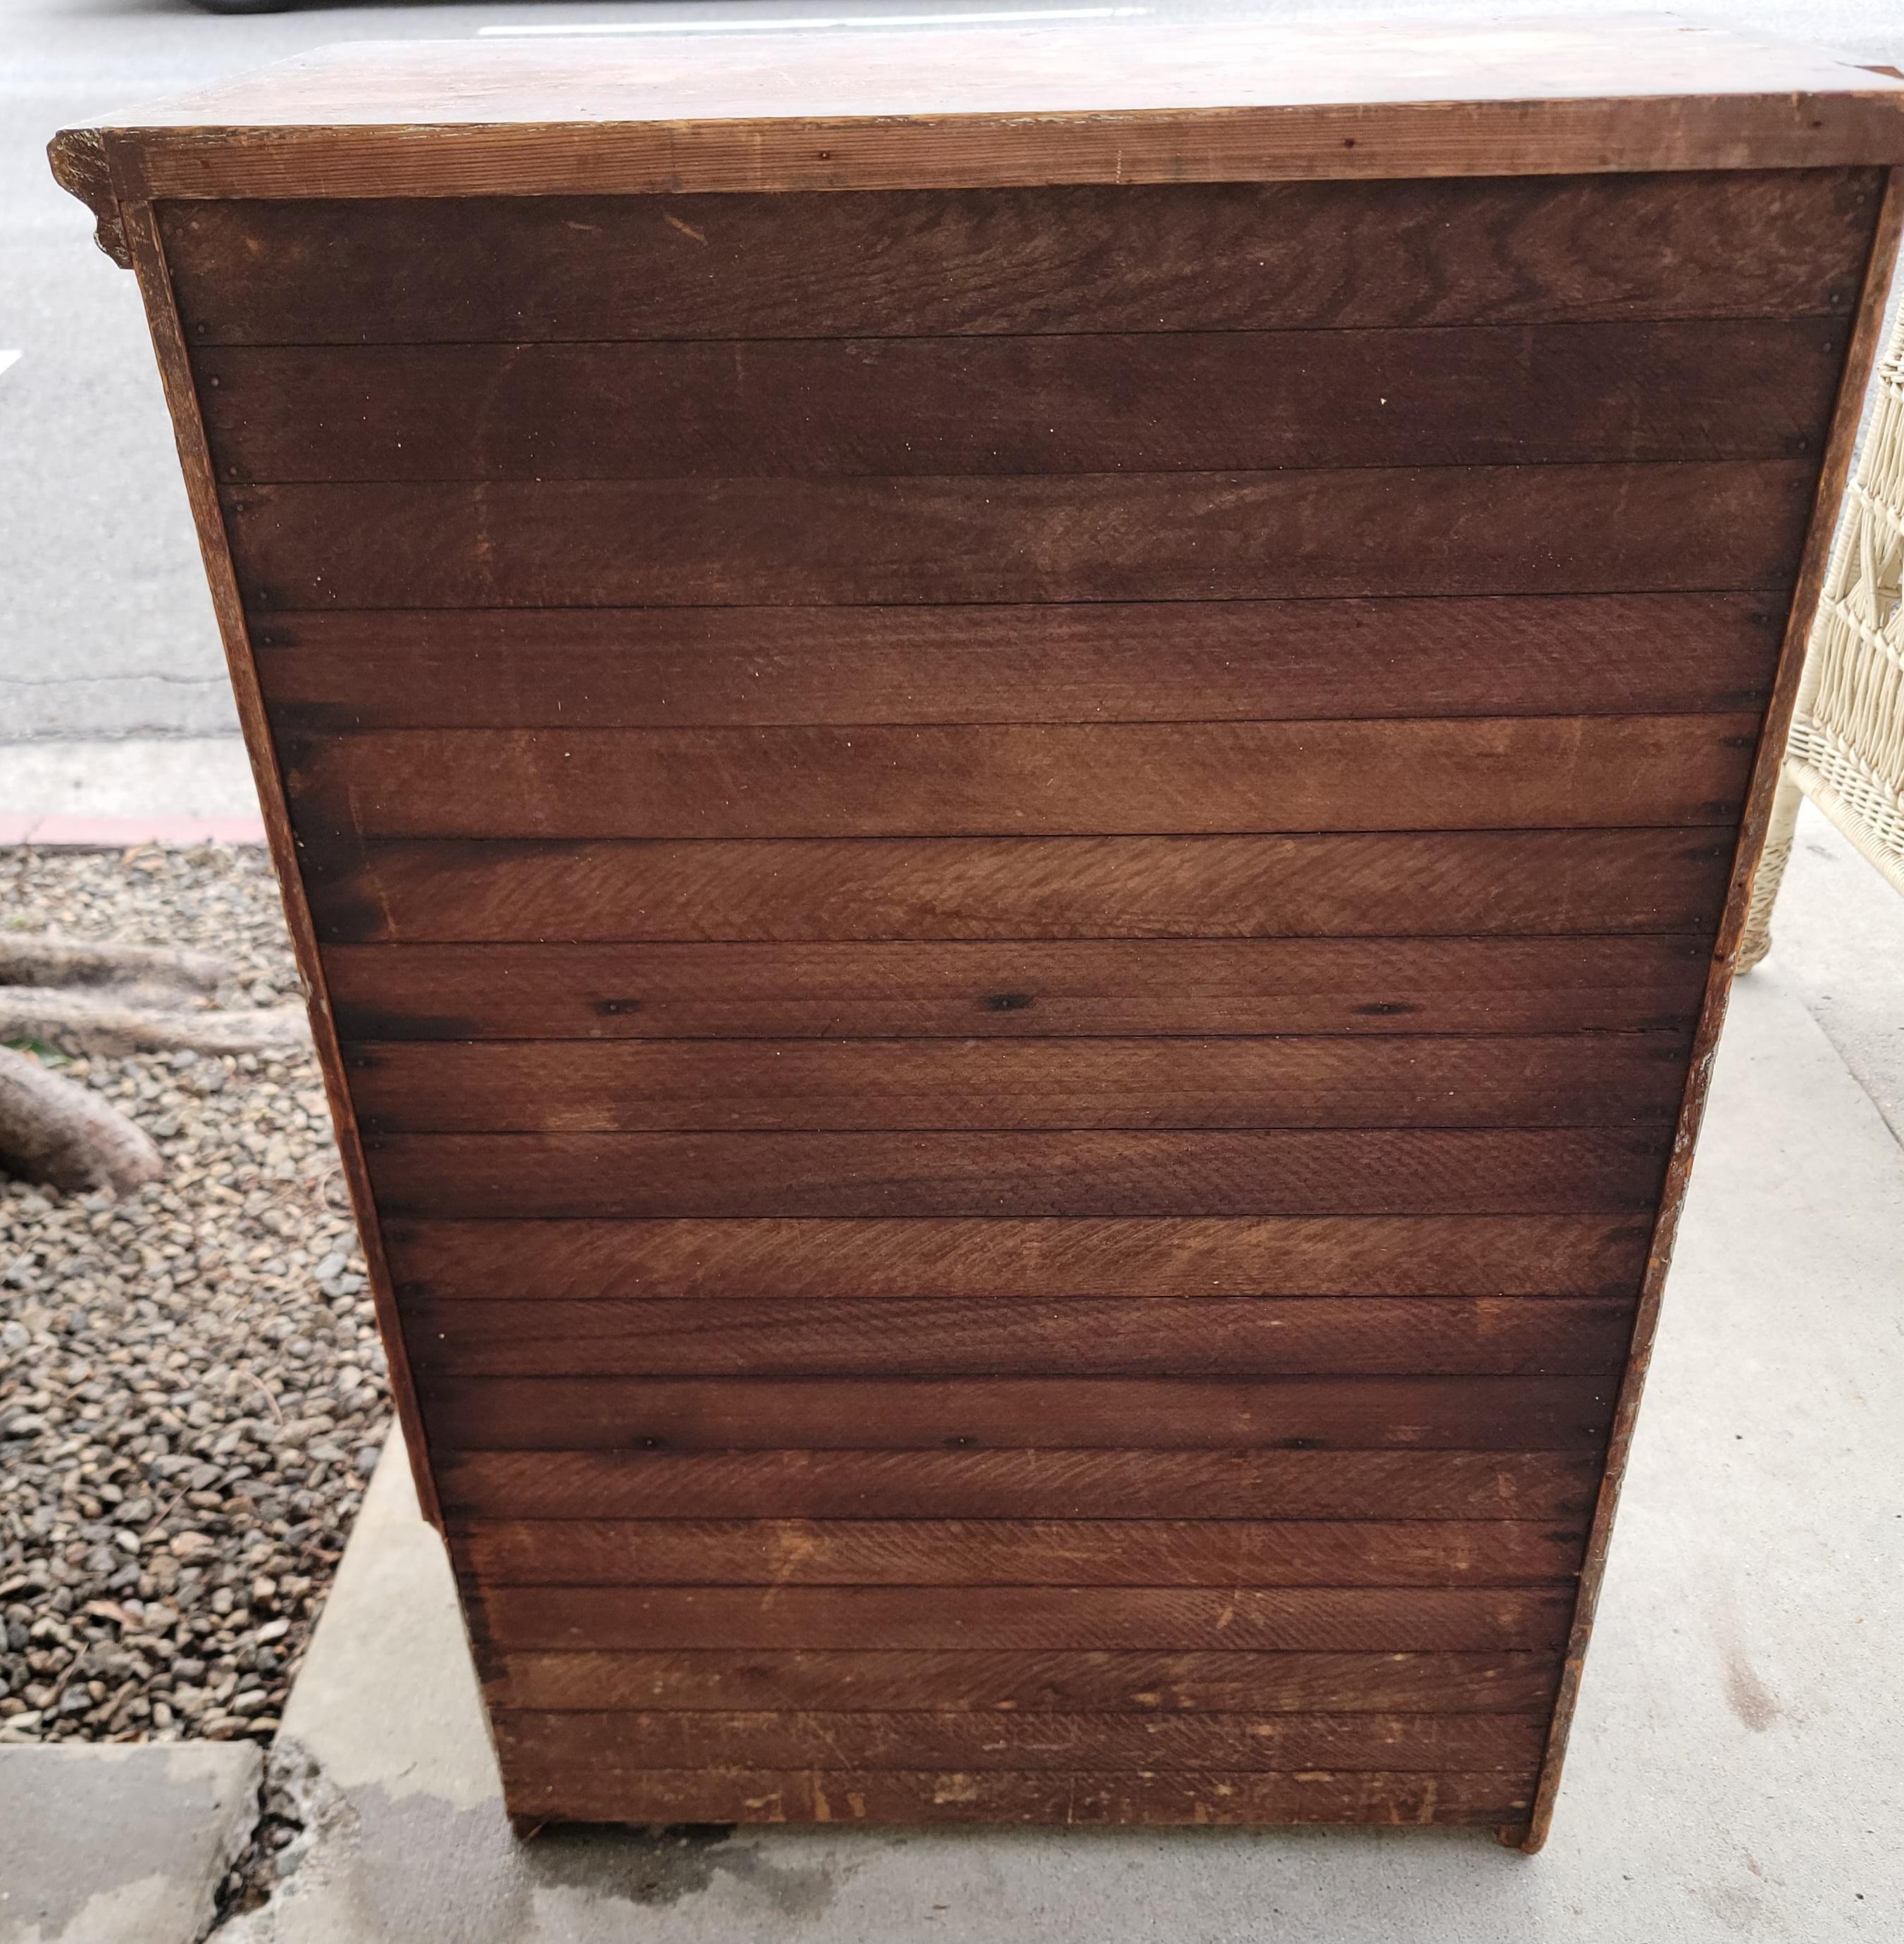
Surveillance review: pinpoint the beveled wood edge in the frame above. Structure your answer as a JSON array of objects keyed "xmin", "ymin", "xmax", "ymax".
[
  {"xmin": 118, "ymin": 197, "xmax": 445, "ymax": 1536},
  {"xmin": 41, "ymin": 94, "xmax": 1904, "ymax": 232},
  {"xmin": 1516, "ymin": 164, "xmax": 1904, "ymax": 1857}
]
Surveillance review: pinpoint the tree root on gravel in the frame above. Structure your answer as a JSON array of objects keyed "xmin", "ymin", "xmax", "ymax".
[
  {"xmin": 0, "ymin": 928, "xmax": 309, "ymax": 1190},
  {"xmin": 0, "ymin": 935, "xmax": 225, "ymax": 992},
  {"xmin": 0, "ymin": 1044, "xmax": 163, "ymax": 1195},
  {"xmin": 0, "ymin": 987, "xmax": 311, "ymax": 1056}
]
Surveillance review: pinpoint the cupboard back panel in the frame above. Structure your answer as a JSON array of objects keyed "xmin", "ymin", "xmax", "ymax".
[{"xmin": 158, "ymin": 167, "xmax": 1880, "ymax": 1832}]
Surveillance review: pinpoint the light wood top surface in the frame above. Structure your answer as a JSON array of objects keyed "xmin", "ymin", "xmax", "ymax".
[
  {"xmin": 49, "ymin": 17, "xmax": 1904, "ymax": 261},
  {"xmin": 61, "ymin": 16, "xmax": 1904, "ymax": 129}
]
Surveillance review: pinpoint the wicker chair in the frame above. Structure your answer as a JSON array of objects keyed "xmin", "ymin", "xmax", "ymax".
[{"xmin": 1740, "ymin": 309, "xmax": 1904, "ymax": 970}]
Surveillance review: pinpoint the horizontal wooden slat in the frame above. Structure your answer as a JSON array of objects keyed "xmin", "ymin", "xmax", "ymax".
[
  {"xmin": 452, "ymin": 1519, "xmax": 1585, "ymax": 1588},
  {"xmin": 323, "ymin": 936, "xmax": 1715, "ymax": 1042},
  {"xmin": 198, "ymin": 322, "xmax": 1842, "ymax": 482},
  {"xmin": 254, "ymin": 596, "xmax": 1782, "ymax": 730},
  {"xmin": 435, "ymin": 1448, "xmax": 1600, "ymax": 1521},
  {"xmin": 497, "ymin": 1763, "xmax": 1534, "ymax": 1826},
  {"xmin": 484, "ymin": 1647, "xmax": 1564, "ymax": 1715},
  {"xmin": 368, "ymin": 1127, "xmax": 1665, "ymax": 1219},
  {"xmin": 286, "ymin": 717, "xmax": 1757, "ymax": 840},
  {"xmin": 402, "ymin": 1296, "xmax": 1636, "ymax": 1378},
  {"xmin": 385, "ymin": 1214, "xmax": 1650, "ymax": 1301},
  {"xmin": 306, "ymin": 830, "xmax": 1736, "ymax": 945},
  {"xmin": 349, "ymin": 1034, "xmax": 1688, "ymax": 1135},
  {"xmin": 419, "ymin": 1374, "xmax": 1613, "ymax": 1452},
  {"xmin": 159, "ymin": 175, "xmax": 1879, "ymax": 344},
  {"xmin": 475, "ymin": 1583, "xmax": 1575, "ymax": 1651},
  {"xmin": 490, "ymin": 1708, "xmax": 1548, "ymax": 1774},
  {"xmin": 224, "ymin": 463, "xmax": 1812, "ymax": 609}
]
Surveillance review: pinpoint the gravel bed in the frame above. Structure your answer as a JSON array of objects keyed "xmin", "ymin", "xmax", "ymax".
[{"xmin": 1, "ymin": 844, "xmax": 389, "ymax": 1746}]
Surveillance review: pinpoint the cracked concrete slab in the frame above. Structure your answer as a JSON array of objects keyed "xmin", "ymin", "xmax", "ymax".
[
  {"xmin": 0, "ymin": 1741, "xmax": 261, "ymax": 1944},
  {"xmin": 209, "ymin": 962, "xmax": 1904, "ymax": 1944}
]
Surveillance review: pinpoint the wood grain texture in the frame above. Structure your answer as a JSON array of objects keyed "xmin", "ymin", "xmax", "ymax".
[
  {"xmin": 347, "ymin": 1033, "xmax": 1691, "ymax": 1135},
  {"xmin": 82, "ymin": 19, "xmax": 1904, "ymax": 212},
  {"xmin": 197, "ymin": 322, "xmax": 1842, "ymax": 481},
  {"xmin": 366, "ymin": 1127, "xmax": 1668, "ymax": 1219},
  {"xmin": 490, "ymin": 1708, "xmax": 1549, "ymax": 1774},
  {"xmin": 435, "ymin": 1447, "xmax": 1602, "ymax": 1521},
  {"xmin": 223, "ymin": 464, "xmax": 1813, "ymax": 610},
  {"xmin": 254, "ymin": 597, "xmax": 1783, "ymax": 730},
  {"xmin": 401, "ymin": 1295, "xmax": 1636, "ymax": 1378},
  {"xmin": 385, "ymin": 1214, "xmax": 1651, "ymax": 1301},
  {"xmin": 306, "ymin": 830, "xmax": 1737, "ymax": 945},
  {"xmin": 323, "ymin": 936, "xmax": 1715, "ymax": 1042},
  {"xmin": 285, "ymin": 717, "xmax": 1757, "ymax": 841},
  {"xmin": 496, "ymin": 1764, "xmax": 1534, "ymax": 1826},
  {"xmin": 451, "ymin": 1518, "xmax": 1586, "ymax": 1588},
  {"xmin": 483, "ymin": 1647, "xmax": 1565, "ymax": 1715},
  {"xmin": 158, "ymin": 173, "xmax": 1883, "ymax": 345},
  {"xmin": 109, "ymin": 108, "xmax": 1904, "ymax": 213},
  {"xmin": 473, "ymin": 1582, "xmax": 1576, "ymax": 1652},
  {"xmin": 418, "ymin": 1373, "xmax": 1614, "ymax": 1452}
]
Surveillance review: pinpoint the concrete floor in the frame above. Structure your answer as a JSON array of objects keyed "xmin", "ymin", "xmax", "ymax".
[
  {"xmin": 192, "ymin": 811, "xmax": 1904, "ymax": 1944},
  {"xmin": 0, "ymin": 1743, "xmax": 261, "ymax": 1944}
]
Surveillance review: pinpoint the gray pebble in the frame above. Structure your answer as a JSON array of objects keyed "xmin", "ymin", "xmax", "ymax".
[{"xmin": 0, "ymin": 846, "xmax": 390, "ymax": 1750}]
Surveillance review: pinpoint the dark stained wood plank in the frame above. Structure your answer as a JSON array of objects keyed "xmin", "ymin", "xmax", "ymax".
[
  {"xmin": 366, "ymin": 1127, "xmax": 1667, "ymax": 1219},
  {"xmin": 418, "ymin": 1373, "xmax": 1614, "ymax": 1452},
  {"xmin": 254, "ymin": 596, "xmax": 1783, "ymax": 730},
  {"xmin": 484, "ymin": 1647, "xmax": 1564, "ymax": 1715},
  {"xmin": 349, "ymin": 1034, "xmax": 1690, "ymax": 1135},
  {"xmin": 224, "ymin": 463, "xmax": 1814, "ymax": 609},
  {"xmin": 497, "ymin": 1763, "xmax": 1533, "ymax": 1826},
  {"xmin": 385, "ymin": 1214, "xmax": 1650, "ymax": 1301},
  {"xmin": 285, "ymin": 717, "xmax": 1757, "ymax": 841},
  {"xmin": 306, "ymin": 830, "xmax": 1737, "ymax": 945},
  {"xmin": 491, "ymin": 1708, "xmax": 1548, "ymax": 1774},
  {"xmin": 158, "ymin": 175, "xmax": 1882, "ymax": 346},
  {"xmin": 402, "ymin": 1295, "xmax": 1636, "ymax": 1379},
  {"xmin": 323, "ymin": 936, "xmax": 1715, "ymax": 1042},
  {"xmin": 475, "ymin": 1582, "xmax": 1576, "ymax": 1652},
  {"xmin": 452, "ymin": 1518, "xmax": 1585, "ymax": 1588},
  {"xmin": 197, "ymin": 321, "xmax": 1843, "ymax": 482},
  {"xmin": 435, "ymin": 1447, "xmax": 1602, "ymax": 1521}
]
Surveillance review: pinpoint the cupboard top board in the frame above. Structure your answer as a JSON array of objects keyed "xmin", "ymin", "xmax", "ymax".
[{"xmin": 49, "ymin": 15, "xmax": 1904, "ymax": 261}]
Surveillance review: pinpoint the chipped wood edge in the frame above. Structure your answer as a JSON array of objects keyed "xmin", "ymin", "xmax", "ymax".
[
  {"xmin": 115, "ymin": 198, "xmax": 445, "ymax": 1535},
  {"xmin": 46, "ymin": 127, "xmax": 130, "ymax": 268},
  {"xmin": 1514, "ymin": 164, "xmax": 1904, "ymax": 1857}
]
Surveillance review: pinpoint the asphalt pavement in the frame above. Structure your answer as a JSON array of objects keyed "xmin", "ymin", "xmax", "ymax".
[{"xmin": 3, "ymin": 0, "xmax": 1901, "ymax": 742}]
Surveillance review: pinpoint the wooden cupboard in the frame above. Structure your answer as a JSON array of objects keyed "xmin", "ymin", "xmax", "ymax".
[{"xmin": 51, "ymin": 15, "xmax": 1904, "ymax": 1847}]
